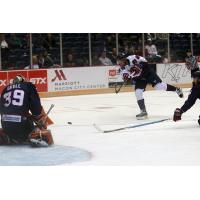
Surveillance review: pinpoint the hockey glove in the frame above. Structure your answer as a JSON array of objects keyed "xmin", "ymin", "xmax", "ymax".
[
  {"xmin": 173, "ymin": 108, "xmax": 182, "ymax": 122},
  {"xmin": 130, "ymin": 65, "xmax": 142, "ymax": 78},
  {"xmin": 122, "ymin": 73, "xmax": 130, "ymax": 81}
]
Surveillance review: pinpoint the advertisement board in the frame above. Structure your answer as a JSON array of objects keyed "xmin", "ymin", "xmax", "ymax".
[
  {"xmin": 107, "ymin": 65, "xmax": 123, "ymax": 83},
  {"xmin": 0, "ymin": 69, "xmax": 47, "ymax": 93},
  {"xmin": 0, "ymin": 71, "xmax": 8, "ymax": 92},
  {"xmin": 47, "ymin": 67, "xmax": 109, "ymax": 92},
  {"xmin": 0, "ymin": 63, "xmax": 195, "ymax": 95},
  {"xmin": 28, "ymin": 70, "xmax": 47, "ymax": 92},
  {"xmin": 156, "ymin": 63, "xmax": 192, "ymax": 84}
]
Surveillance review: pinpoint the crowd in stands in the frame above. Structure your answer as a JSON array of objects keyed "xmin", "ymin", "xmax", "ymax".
[{"xmin": 0, "ymin": 33, "xmax": 200, "ymax": 70}]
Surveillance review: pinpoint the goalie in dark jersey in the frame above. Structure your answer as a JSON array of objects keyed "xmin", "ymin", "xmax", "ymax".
[
  {"xmin": 117, "ymin": 54, "xmax": 184, "ymax": 119},
  {"xmin": 0, "ymin": 75, "xmax": 54, "ymax": 147}
]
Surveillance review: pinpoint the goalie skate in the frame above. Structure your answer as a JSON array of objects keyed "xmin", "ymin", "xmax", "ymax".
[{"xmin": 136, "ymin": 110, "xmax": 148, "ymax": 120}]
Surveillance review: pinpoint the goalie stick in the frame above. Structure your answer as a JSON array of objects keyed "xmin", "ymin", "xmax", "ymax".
[
  {"xmin": 93, "ymin": 118, "xmax": 170, "ymax": 133},
  {"xmin": 45, "ymin": 104, "xmax": 55, "ymax": 120}
]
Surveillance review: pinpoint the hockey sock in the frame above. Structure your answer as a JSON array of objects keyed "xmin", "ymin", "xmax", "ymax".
[
  {"xmin": 166, "ymin": 84, "xmax": 176, "ymax": 91},
  {"xmin": 137, "ymin": 99, "xmax": 146, "ymax": 112}
]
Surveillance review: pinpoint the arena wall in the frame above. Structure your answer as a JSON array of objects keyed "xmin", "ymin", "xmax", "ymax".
[{"xmin": 0, "ymin": 63, "xmax": 192, "ymax": 98}]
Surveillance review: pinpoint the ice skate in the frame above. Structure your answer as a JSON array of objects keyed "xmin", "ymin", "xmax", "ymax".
[
  {"xmin": 136, "ymin": 99, "xmax": 148, "ymax": 119},
  {"xmin": 136, "ymin": 110, "xmax": 148, "ymax": 120}
]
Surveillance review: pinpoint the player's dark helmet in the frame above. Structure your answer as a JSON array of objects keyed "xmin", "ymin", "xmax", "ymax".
[
  {"xmin": 116, "ymin": 53, "xmax": 127, "ymax": 60},
  {"xmin": 13, "ymin": 75, "xmax": 25, "ymax": 84},
  {"xmin": 192, "ymin": 71, "xmax": 200, "ymax": 78}
]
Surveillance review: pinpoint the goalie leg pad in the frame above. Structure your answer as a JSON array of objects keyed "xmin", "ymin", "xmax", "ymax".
[{"xmin": 29, "ymin": 128, "xmax": 54, "ymax": 146}]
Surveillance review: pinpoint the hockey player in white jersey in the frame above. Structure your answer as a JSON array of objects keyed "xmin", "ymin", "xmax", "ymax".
[{"xmin": 117, "ymin": 54, "xmax": 184, "ymax": 119}]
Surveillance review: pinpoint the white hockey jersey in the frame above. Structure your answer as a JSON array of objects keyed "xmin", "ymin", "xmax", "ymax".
[
  {"xmin": 126, "ymin": 55, "xmax": 147, "ymax": 66},
  {"xmin": 119, "ymin": 55, "xmax": 147, "ymax": 79}
]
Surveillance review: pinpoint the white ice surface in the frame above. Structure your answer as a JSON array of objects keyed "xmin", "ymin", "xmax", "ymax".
[{"xmin": 41, "ymin": 89, "xmax": 200, "ymax": 165}]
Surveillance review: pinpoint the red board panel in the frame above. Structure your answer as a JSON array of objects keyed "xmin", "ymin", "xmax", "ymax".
[
  {"xmin": 0, "ymin": 71, "xmax": 8, "ymax": 92},
  {"xmin": 28, "ymin": 70, "xmax": 47, "ymax": 92}
]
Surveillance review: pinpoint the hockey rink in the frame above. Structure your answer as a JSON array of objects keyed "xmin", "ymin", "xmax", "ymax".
[
  {"xmin": 1, "ymin": 88, "xmax": 200, "ymax": 165},
  {"xmin": 43, "ymin": 88, "xmax": 200, "ymax": 166}
]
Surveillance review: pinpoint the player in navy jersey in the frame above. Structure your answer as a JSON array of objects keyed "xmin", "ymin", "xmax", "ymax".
[
  {"xmin": 0, "ymin": 75, "xmax": 54, "ymax": 147},
  {"xmin": 173, "ymin": 71, "xmax": 200, "ymax": 124},
  {"xmin": 117, "ymin": 54, "xmax": 184, "ymax": 119}
]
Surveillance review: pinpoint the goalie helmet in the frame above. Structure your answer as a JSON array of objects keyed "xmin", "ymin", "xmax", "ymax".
[{"xmin": 12, "ymin": 75, "xmax": 25, "ymax": 84}]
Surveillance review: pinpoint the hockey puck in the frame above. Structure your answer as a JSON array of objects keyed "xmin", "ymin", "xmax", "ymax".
[{"xmin": 67, "ymin": 122, "xmax": 72, "ymax": 125}]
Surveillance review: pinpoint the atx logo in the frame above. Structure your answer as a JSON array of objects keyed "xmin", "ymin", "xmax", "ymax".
[
  {"xmin": 51, "ymin": 70, "xmax": 67, "ymax": 82},
  {"xmin": 30, "ymin": 77, "xmax": 46, "ymax": 84},
  {"xmin": 0, "ymin": 80, "xmax": 6, "ymax": 86}
]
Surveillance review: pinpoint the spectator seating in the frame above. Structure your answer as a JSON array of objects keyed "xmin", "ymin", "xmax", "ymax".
[{"xmin": 1, "ymin": 33, "xmax": 200, "ymax": 70}]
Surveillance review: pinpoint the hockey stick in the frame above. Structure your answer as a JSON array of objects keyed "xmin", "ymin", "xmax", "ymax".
[
  {"xmin": 115, "ymin": 81, "xmax": 126, "ymax": 94},
  {"xmin": 43, "ymin": 104, "xmax": 55, "ymax": 126},
  {"xmin": 46, "ymin": 104, "xmax": 55, "ymax": 118},
  {"xmin": 115, "ymin": 78, "xmax": 130, "ymax": 94},
  {"xmin": 93, "ymin": 118, "xmax": 170, "ymax": 133}
]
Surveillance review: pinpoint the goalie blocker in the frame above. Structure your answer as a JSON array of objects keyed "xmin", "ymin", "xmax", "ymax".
[{"xmin": 0, "ymin": 75, "xmax": 54, "ymax": 147}]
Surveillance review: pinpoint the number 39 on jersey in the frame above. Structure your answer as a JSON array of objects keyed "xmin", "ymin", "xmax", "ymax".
[{"xmin": 3, "ymin": 89, "xmax": 25, "ymax": 107}]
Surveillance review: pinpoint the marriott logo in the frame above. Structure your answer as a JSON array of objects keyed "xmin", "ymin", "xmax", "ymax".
[{"xmin": 51, "ymin": 70, "xmax": 67, "ymax": 82}]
